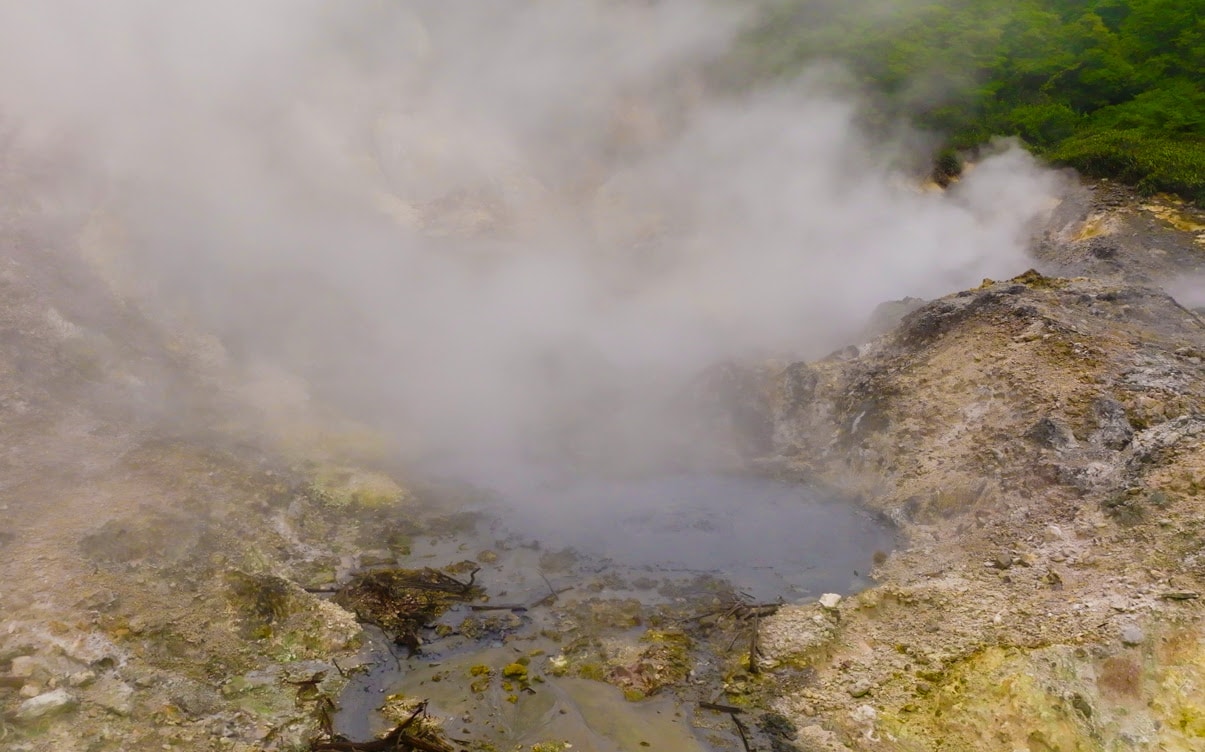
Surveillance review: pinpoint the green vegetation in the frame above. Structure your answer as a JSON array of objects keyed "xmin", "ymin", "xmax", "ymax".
[{"xmin": 738, "ymin": 0, "xmax": 1205, "ymax": 201}]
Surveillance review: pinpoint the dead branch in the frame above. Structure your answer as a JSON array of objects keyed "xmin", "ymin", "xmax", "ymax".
[
  {"xmin": 732, "ymin": 713, "xmax": 753, "ymax": 752},
  {"xmin": 748, "ymin": 615, "xmax": 761, "ymax": 675},
  {"xmin": 309, "ymin": 700, "xmax": 455, "ymax": 752}
]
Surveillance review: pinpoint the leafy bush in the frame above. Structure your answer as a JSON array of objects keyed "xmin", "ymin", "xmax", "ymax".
[
  {"xmin": 737, "ymin": 0, "xmax": 1205, "ymax": 204},
  {"xmin": 1049, "ymin": 131, "xmax": 1205, "ymax": 202}
]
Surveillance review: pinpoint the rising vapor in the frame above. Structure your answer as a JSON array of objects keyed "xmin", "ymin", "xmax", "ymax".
[{"xmin": 0, "ymin": 0, "xmax": 1067, "ymax": 470}]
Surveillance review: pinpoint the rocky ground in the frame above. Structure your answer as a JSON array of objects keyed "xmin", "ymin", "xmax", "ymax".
[
  {"xmin": 3, "ymin": 144, "xmax": 1205, "ymax": 752},
  {"xmin": 735, "ymin": 184, "xmax": 1205, "ymax": 750}
]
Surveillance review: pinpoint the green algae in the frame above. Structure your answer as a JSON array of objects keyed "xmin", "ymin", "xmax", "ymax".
[{"xmin": 305, "ymin": 465, "xmax": 407, "ymax": 510}]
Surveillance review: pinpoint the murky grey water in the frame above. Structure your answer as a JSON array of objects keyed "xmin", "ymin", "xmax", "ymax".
[
  {"xmin": 333, "ymin": 470, "xmax": 895, "ymax": 748},
  {"xmin": 458, "ymin": 468, "xmax": 894, "ymax": 601}
]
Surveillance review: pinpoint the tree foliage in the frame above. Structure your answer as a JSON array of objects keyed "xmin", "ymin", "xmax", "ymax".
[{"xmin": 739, "ymin": 0, "xmax": 1205, "ymax": 202}]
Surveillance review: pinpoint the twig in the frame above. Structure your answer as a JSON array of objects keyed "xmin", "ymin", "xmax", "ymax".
[
  {"xmin": 731, "ymin": 713, "xmax": 753, "ymax": 752},
  {"xmin": 726, "ymin": 629, "xmax": 744, "ymax": 654},
  {"xmin": 748, "ymin": 615, "xmax": 760, "ymax": 675},
  {"xmin": 316, "ymin": 696, "xmax": 336, "ymax": 738},
  {"xmin": 420, "ymin": 567, "xmax": 479, "ymax": 594},
  {"xmin": 699, "ymin": 701, "xmax": 745, "ymax": 714},
  {"xmin": 469, "ymin": 604, "xmax": 528, "ymax": 612},
  {"xmin": 736, "ymin": 604, "xmax": 781, "ymax": 620},
  {"xmin": 310, "ymin": 700, "xmax": 444, "ymax": 752},
  {"xmin": 531, "ymin": 587, "xmax": 573, "ymax": 609}
]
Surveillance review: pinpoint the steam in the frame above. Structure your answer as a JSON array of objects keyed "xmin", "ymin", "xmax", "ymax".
[{"xmin": 0, "ymin": 1, "xmax": 1066, "ymax": 469}]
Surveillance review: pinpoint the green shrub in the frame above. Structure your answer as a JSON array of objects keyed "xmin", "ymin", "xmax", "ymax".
[{"xmin": 1048, "ymin": 131, "xmax": 1205, "ymax": 203}]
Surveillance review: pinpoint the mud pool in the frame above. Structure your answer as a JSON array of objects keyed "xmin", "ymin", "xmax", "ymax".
[
  {"xmin": 467, "ymin": 470, "xmax": 896, "ymax": 601},
  {"xmin": 332, "ymin": 471, "xmax": 895, "ymax": 749}
]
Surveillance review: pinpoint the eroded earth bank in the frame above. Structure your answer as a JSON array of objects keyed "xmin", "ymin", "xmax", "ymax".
[{"xmin": 3, "ymin": 166, "xmax": 1205, "ymax": 752}]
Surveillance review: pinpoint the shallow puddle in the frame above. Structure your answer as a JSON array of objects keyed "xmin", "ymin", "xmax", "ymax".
[
  {"xmin": 333, "ymin": 470, "xmax": 895, "ymax": 749},
  {"xmin": 339, "ymin": 638, "xmax": 712, "ymax": 751}
]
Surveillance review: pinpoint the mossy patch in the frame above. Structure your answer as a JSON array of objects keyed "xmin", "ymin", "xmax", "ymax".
[
  {"xmin": 882, "ymin": 647, "xmax": 1094, "ymax": 751},
  {"xmin": 225, "ymin": 571, "xmax": 295, "ymax": 639},
  {"xmin": 305, "ymin": 465, "xmax": 407, "ymax": 510},
  {"xmin": 1010, "ymin": 269, "xmax": 1069, "ymax": 290}
]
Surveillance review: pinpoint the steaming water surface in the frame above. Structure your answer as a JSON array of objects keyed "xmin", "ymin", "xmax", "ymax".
[{"xmin": 474, "ymin": 470, "xmax": 894, "ymax": 601}]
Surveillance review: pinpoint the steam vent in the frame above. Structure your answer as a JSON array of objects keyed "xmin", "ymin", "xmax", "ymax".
[{"xmin": 2, "ymin": 2, "xmax": 1205, "ymax": 751}]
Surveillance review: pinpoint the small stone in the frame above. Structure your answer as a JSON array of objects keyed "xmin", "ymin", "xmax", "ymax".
[
  {"xmin": 19, "ymin": 683, "xmax": 42, "ymax": 698},
  {"xmin": 994, "ymin": 553, "xmax": 1014, "ymax": 570},
  {"xmin": 89, "ymin": 677, "xmax": 135, "ymax": 716},
  {"xmin": 1120, "ymin": 624, "xmax": 1144, "ymax": 646},
  {"xmin": 848, "ymin": 678, "xmax": 873, "ymax": 698},
  {"xmin": 68, "ymin": 670, "xmax": 97, "ymax": 687},
  {"xmin": 850, "ymin": 704, "xmax": 877, "ymax": 724},
  {"xmin": 10, "ymin": 656, "xmax": 38, "ymax": 678},
  {"xmin": 15, "ymin": 689, "xmax": 77, "ymax": 722},
  {"xmin": 818, "ymin": 593, "xmax": 842, "ymax": 610}
]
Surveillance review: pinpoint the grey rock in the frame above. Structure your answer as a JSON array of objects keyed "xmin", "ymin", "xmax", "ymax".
[
  {"xmin": 169, "ymin": 679, "xmax": 222, "ymax": 716},
  {"xmin": 1129, "ymin": 416, "xmax": 1205, "ymax": 471},
  {"xmin": 1091, "ymin": 397, "xmax": 1133, "ymax": 450},
  {"xmin": 1026, "ymin": 416, "xmax": 1078, "ymax": 451},
  {"xmin": 780, "ymin": 362, "xmax": 819, "ymax": 417},
  {"xmin": 848, "ymin": 678, "xmax": 873, "ymax": 698},
  {"xmin": 1120, "ymin": 624, "xmax": 1145, "ymax": 646},
  {"xmin": 282, "ymin": 660, "xmax": 334, "ymax": 683},
  {"xmin": 88, "ymin": 676, "xmax": 134, "ymax": 716},
  {"xmin": 15, "ymin": 689, "xmax": 77, "ymax": 722},
  {"xmin": 863, "ymin": 297, "xmax": 928, "ymax": 340}
]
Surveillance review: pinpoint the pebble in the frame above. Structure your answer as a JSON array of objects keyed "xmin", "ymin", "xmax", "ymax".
[
  {"xmin": 90, "ymin": 677, "xmax": 135, "ymax": 716},
  {"xmin": 10, "ymin": 656, "xmax": 38, "ymax": 678},
  {"xmin": 848, "ymin": 678, "xmax": 873, "ymax": 698},
  {"xmin": 68, "ymin": 670, "xmax": 98, "ymax": 687},
  {"xmin": 15, "ymin": 689, "xmax": 77, "ymax": 722},
  {"xmin": 1120, "ymin": 624, "xmax": 1145, "ymax": 646},
  {"xmin": 818, "ymin": 593, "xmax": 842, "ymax": 610}
]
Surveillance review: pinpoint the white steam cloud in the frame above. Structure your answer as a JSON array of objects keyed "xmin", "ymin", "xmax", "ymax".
[{"xmin": 0, "ymin": 1, "xmax": 1066, "ymax": 469}]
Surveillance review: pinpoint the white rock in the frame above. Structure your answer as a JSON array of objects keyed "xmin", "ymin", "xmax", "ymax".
[
  {"xmin": 819, "ymin": 593, "xmax": 842, "ymax": 610},
  {"xmin": 15, "ymin": 689, "xmax": 77, "ymax": 722},
  {"xmin": 850, "ymin": 704, "xmax": 877, "ymax": 724}
]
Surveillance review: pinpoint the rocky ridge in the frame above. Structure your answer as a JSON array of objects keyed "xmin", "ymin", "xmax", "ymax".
[{"xmin": 735, "ymin": 186, "xmax": 1205, "ymax": 750}]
